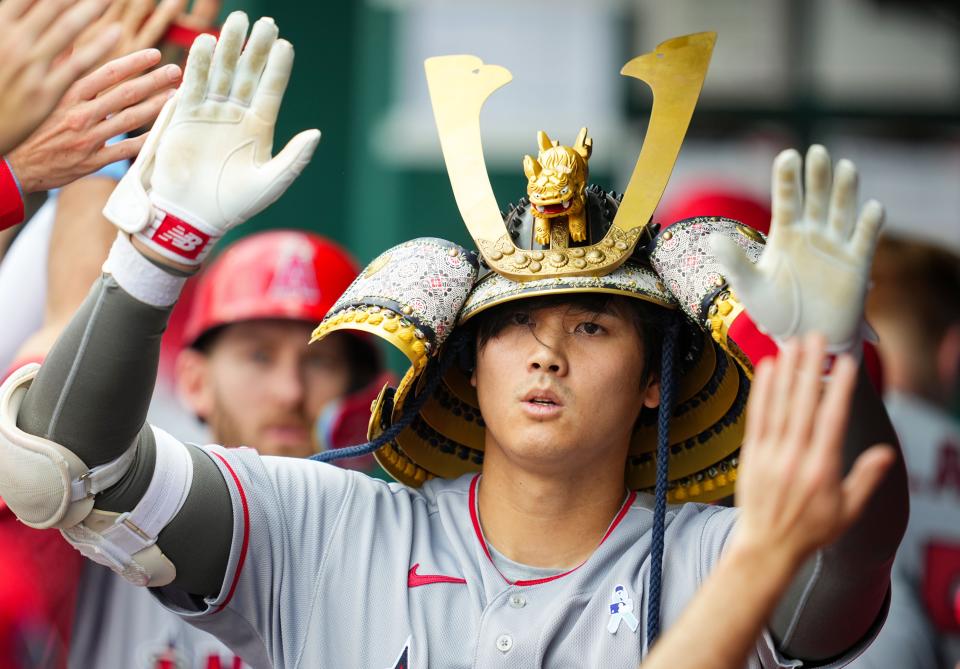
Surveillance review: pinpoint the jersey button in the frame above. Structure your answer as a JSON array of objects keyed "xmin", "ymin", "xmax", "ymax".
[
  {"xmin": 496, "ymin": 634, "xmax": 513, "ymax": 653},
  {"xmin": 509, "ymin": 594, "xmax": 526, "ymax": 609}
]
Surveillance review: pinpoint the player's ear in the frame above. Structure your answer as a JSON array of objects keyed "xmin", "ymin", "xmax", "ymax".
[
  {"xmin": 175, "ymin": 347, "xmax": 215, "ymax": 420},
  {"xmin": 641, "ymin": 374, "xmax": 661, "ymax": 409}
]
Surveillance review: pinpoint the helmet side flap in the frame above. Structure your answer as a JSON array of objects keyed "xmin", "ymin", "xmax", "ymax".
[{"xmin": 311, "ymin": 237, "xmax": 479, "ymax": 374}]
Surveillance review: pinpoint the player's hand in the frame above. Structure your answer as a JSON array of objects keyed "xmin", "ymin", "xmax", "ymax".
[
  {"xmin": 0, "ymin": 0, "xmax": 121, "ymax": 154},
  {"xmin": 731, "ymin": 334, "xmax": 895, "ymax": 567},
  {"xmin": 103, "ymin": 11, "xmax": 320, "ymax": 267},
  {"xmin": 709, "ymin": 145, "xmax": 884, "ymax": 356},
  {"xmin": 173, "ymin": 0, "xmax": 219, "ymax": 33},
  {"xmin": 6, "ymin": 49, "xmax": 180, "ymax": 193},
  {"xmin": 73, "ymin": 0, "xmax": 188, "ymax": 70}
]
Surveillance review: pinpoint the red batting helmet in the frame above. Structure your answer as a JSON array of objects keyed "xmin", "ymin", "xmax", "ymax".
[
  {"xmin": 658, "ymin": 184, "xmax": 772, "ymax": 235},
  {"xmin": 182, "ymin": 230, "xmax": 360, "ymax": 347}
]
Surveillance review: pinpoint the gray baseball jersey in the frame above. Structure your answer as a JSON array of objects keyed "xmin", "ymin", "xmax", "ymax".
[
  {"xmin": 69, "ymin": 562, "xmax": 252, "ymax": 669},
  {"xmin": 150, "ymin": 444, "xmax": 883, "ymax": 669},
  {"xmin": 849, "ymin": 392, "xmax": 960, "ymax": 668}
]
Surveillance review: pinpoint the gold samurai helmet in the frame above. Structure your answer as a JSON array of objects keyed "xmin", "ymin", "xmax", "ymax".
[{"xmin": 312, "ymin": 33, "xmax": 770, "ymax": 504}]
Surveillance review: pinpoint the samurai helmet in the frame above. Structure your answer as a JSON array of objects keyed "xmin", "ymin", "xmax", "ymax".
[{"xmin": 312, "ymin": 33, "xmax": 765, "ymax": 505}]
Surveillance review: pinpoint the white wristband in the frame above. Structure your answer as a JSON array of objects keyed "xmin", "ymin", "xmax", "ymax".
[{"xmin": 102, "ymin": 232, "xmax": 187, "ymax": 308}]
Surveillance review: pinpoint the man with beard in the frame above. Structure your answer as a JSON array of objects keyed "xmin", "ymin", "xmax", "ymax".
[{"xmin": 173, "ymin": 229, "xmax": 383, "ymax": 464}]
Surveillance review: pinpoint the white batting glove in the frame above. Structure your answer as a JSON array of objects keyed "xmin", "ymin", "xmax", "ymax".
[
  {"xmin": 103, "ymin": 12, "xmax": 321, "ymax": 266},
  {"xmin": 709, "ymin": 145, "xmax": 883, "ymax": 359}
]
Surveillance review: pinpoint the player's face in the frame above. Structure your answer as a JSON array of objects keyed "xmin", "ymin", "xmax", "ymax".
[
  {"xmin": 472, "ymin": 302, "xmax": 660, "ymax": 476},
  {"xmin": 177, "ymin": 320, "xmax": 352, "ymax": 457}
]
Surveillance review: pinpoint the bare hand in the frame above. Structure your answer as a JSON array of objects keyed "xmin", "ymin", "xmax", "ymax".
[
  {"xmin": 74, "ymin": 0, "xmax": 187, "ymax": 69},
  {"xmin": 6, "ymin": 48, "xmax": 181, "ymax": 192},
  {"xmin": 174, "ymin": 0, "xmax": 219, "ymax": 32},
  {"xmin": 732, "ymin": 334, "xmax": 895, "ymax": 566},
  {"xmin": 0, "ymin": 0, "xmax": 121, "ymax": 154}
]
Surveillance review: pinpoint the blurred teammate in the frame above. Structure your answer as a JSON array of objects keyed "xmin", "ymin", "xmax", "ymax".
[
  {"xmin": 0, "ymin": 4, "xmax": 183, "ymax": 665},
  {"xmin": 173, "ymin": 229, "xmax": 385, "ymax": 465},
  {"xmin": 851, "ymin": 236, "xmax": 960, "ymax": 668}
]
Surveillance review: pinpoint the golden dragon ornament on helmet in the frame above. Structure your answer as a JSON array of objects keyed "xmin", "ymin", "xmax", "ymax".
[
  {"xmin": 525, "ymin": 128, "xmax": 592, "ymax": 245},
  {"xmin": 312, "ymin": 31, "xmax": 773, "ymax": 504}
]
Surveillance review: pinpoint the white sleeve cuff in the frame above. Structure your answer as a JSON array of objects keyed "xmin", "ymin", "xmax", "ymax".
[{"xmin": 101, "ymin": 232, "xmax": 188, "ymax": 308}]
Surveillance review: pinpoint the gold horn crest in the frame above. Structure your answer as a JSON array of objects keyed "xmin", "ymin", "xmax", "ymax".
[{"xmin": 425, "ymin": 32, "xmax": 716, "ymax": 282}]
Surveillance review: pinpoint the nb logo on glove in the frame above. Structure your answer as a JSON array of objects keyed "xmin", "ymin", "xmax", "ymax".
[
  {"xmin": 171, "ymin": 230, "xmax": 203, "ymax": 252},
  {"xmin": 150, "ymin": 214, "xmax": 212, "ymax": 261},
  {"xmin": 160, "ymin": 227, "xmax": 204, "ymax": 252}
]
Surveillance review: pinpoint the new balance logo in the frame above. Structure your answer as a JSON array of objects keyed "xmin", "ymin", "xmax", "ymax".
[
  {"xmin": 159, "ymin": 225, "xmax": 204, "ymax": 252},
  {"xmin": 151, "ymin": 214, "xmax": 212, "ymax": 260}
]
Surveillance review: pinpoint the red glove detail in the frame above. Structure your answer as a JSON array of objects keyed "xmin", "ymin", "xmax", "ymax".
[
  {"xmin": 727, "ymin": 311, "xmax": 885, "ymax": 393},
  {"xmin": 726, "ymin": 309, "xmax": 779, "ymax": 368}
]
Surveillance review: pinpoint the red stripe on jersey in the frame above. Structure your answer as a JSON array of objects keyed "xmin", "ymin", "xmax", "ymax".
[
  {"xmin": 211, "ymin": 453, "xmax": 250, "ymax": 614},
  {"xmin": 468, "ymin": 474, "xmax": 494, "ymax": 565},
  {"xmin": 600, "ymin": 490, "xmax": 638, "ymax": 544},
  {"xmin": 468, "ymin": 474, "xmax": 638, "ymax": 586}
]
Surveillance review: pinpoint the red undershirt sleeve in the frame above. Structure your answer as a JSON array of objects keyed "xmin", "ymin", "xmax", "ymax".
[{"xmin": 0, "ymin": 158, "xmax": 24, "ymax": 232}]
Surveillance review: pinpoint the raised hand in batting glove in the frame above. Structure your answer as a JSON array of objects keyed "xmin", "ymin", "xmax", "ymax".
[
  {"xmin": 103, "ymin": 11, "xmax": 321, "ymax": 267},
  {"xmin": 710, "ymin": 145, "xmax": 883, "ymax": 359}
]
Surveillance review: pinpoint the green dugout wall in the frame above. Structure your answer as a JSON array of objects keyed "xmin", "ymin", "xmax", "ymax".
[
  {"xmin": 216, "ymin": 2, "xmax": 614, "ymax": 373},
  {"xmin": 222, "ymin": 2, "xmax": 611, "ymax": 262}
]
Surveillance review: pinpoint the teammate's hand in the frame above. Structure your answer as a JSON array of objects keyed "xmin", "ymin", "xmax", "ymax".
[
  {"xmin": 0, "ymin": 0, "xmax": 121, "ymax": 154},
  {"xmin": 103, "ymin": 11, "xmax": 320, "ymax": 267},
  {"xmin": 709, "ymin": 145, "xmax": 884, "ymax": 355},
  {"xmin": 74, "ymin": 0, "xmax": 188, "ymax": 70},
  {"xmin": 731, "ymin": 334, "xmax": 895, "ymax": 566},
  {"xmin": 6, "ymin": 49, "xmax": 180, "ymax": 193},
  {"xmin": 174, "ymin": 0, "xmax": 218, "ymax": 32}
]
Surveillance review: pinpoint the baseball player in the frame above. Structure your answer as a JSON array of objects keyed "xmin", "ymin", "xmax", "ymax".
[
  {"xmin": 173, "ymin": 230, "xmax": 385, "ymax": 463},
  {"xmin": 0, "ymin": 19, "xmax": 906, "ymax": 669},
  {"xmin": 63, "ymin": 229, "xmax": 384, "ymax": 668}
]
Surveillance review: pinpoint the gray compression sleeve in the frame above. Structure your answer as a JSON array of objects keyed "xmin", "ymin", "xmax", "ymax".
[
  {"xmin": 770, "ymin": 365, "xmax": 909, "ymax": 661},
  {"xmin": 16, "ymin": 274, "xmax": 233, "ymax": 596}
]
